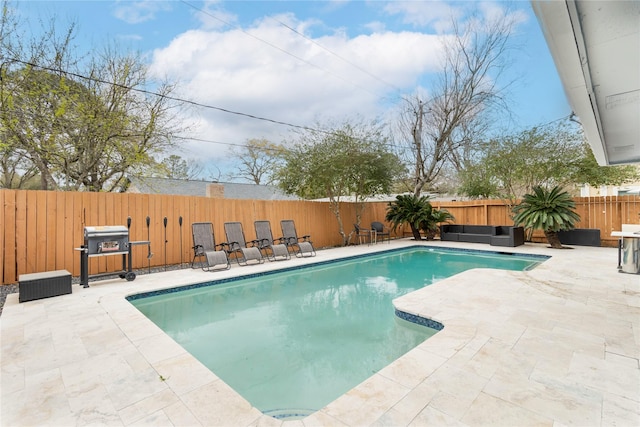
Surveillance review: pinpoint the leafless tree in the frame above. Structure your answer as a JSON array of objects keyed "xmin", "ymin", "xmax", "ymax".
[
  {"xmin": 396, "ymin": 9, "xmax": 517, "ymax": 196},
  {"xmin": 158, "ymin": 154, "xmax": 203, "ymax": 180},
  {"xmin": 226, "ymin": 138, "xmax": 285, "ymax": 185}
]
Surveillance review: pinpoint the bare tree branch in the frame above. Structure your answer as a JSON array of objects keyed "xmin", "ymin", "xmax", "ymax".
[{"xmin": 396, "ymin": 7, "xmax": 518, "ymax": 196}]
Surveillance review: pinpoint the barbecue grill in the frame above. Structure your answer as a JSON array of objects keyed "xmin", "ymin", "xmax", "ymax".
[
  {"xmin": 85, "ymin": 226, "xmax": 129, "ymax": 255},
  {"xmin": 77, "ymin": 225, "xmax": 149, "ymax": 288}
]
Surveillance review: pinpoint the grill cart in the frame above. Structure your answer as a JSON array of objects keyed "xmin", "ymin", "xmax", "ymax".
[{"xmin": 76, "ymin": 226, "xmax": 150, "ymax": 288}]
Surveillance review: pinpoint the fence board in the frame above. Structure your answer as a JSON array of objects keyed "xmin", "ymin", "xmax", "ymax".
[
  {"xmin": 104, "ymin": 193, "xmax": 116, "ymax": 272},
  {"xmin": 69, "ymin": 194, "xmax": 77, "ymax": 271},
  {"xmin": 160, "ymin": 195, "xmax": 171, "ymax": 270},
  {"xmin": 620, "ymin": 195, "xmax": 640, "ymax": 224},
  {"xmin": 125, "ymin": 193, "xmax": 139, "ymax": 270},
  {"xmin": 0, "ymin": 191, "xmax": 5, "ymax": 283},
  {"xmin": 149, "ymin": 194, "xmax": 160, "ymax": 269},
  {"xmin": 1, "ymin": 189, "xmax": 639, "ymax": 285},
  {"xmin": 25, "ymin": 191, "xmax": 38, "ymax": 273},
  {"xmin": 174, "ymin": 204, "xmax": 184, "ymax": 267},
  {"xmin": 35, "ymin": 192, "xmax": 47, "ymax": 273},
  {"xmin": 15, "ymin": 191, "xmax": 28, "ymax": 276},
  {"xmin": 140, "ymin": 193, "xmax": 152, "ymax": 271},
  {"xmin": 5, "ymin": 190, "xmax": 16, "ymax": 281},
  {"xmin": 45, "ymin": 192, "xmax": 57, "ymax": 271},
  {"xmin": 54, "ymin": 192, "xmax": 64, "ymax": 271}
]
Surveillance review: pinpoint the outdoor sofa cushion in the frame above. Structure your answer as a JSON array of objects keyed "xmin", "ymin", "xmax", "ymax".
[{"xmin": 441, "ymin": 224, "xmax": 524, "ymax": 247}]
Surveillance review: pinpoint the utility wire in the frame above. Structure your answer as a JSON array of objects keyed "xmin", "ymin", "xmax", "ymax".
[
  {"xmin": 172, "ymin": 135, "xmax": 290, "ymax": 152},
  {"xmin": 268, "ymin": 15, "xmax": 402, "ymax": 93},
  {"xmin": 172, "ymin": 133, "xmax": 407, "ymax": 153},
  {"xmin": 3, "ymin": 58, "xmax": 569, "ymax": 154},
  {"xmin": 179, "ymin": 0, "xmax": 382, "ymax": 98},
  {"xmin": 1, "ymin": 58, "xmax": 402, "ymax": 151},
  {"xmin": 2, "ymin": 58, "xmax": 325, "ymax": 134}
]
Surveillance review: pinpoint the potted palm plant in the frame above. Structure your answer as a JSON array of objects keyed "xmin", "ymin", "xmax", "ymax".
[
  {"xmin": 385, "ymin": 194, "xmax": 454, "ymax": 240},
  {"xmin": 424, "ymin": 208, "xmax": 455, "ymax": 240},
  {"xmin": 512, "ymin": 185, "xmax": 580, "ymax": 249}
]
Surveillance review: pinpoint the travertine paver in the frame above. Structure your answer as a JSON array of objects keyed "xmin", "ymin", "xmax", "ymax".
[
  {"xmin": 461, "ymin": 392, "xmax": 553, "ymax": 426},
  {"xmin": 1, "ymin": 240, "xmax": 639, "ymax": 426}
]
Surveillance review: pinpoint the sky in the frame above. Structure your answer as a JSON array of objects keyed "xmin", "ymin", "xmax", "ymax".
[{"xmin": 16, "ymin": 0, "xmax": 571, "ymax": 180}]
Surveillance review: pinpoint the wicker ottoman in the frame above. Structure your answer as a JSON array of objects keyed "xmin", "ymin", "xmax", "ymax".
[{"xmin": 19, "ymin": 270, "xmax": 72, "ymax": 303}]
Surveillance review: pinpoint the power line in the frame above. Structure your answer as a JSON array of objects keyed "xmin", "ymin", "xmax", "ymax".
[
  {"xmin": 178, "ymin": 0, "xmax": 382, "ymax": 98},
  {"xmin": 172, "ymin": 135, "xmax": 290, "ymax": 153},
  {"xmin": 172, "ymin": 135, "xmax": 247, "ymax": 149},
  {"xmin": 173, "ymin": 132, "xmax": 406, "ymax": 154},
  {"xmin": 2, "ymin": 58, "xmax": 572, "ymax": 156},
  {"xmin": 268, "ymin": 15, "xmax": 402, "ymax": 93},
  {"xmin": 1, "ymin": 58, "xmax": 403, "ymax": 152},
  {"xmin": 2, "ymin": 58, "xmax": 323, "ymax": 133}
]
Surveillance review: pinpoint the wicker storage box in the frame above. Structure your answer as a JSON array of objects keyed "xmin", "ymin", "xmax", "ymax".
[{"xmin": 19, "ymin": 270, "xmax": 72, "ymax": 303}]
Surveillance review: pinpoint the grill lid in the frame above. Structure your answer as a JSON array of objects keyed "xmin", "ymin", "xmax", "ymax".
[
  {"xmin": 83, "ymin": 225, "xmax": 130, "ymax": 255},
  {"xmin": 84, "ymin": 226, "xmax": 129, "ymax": 238}
]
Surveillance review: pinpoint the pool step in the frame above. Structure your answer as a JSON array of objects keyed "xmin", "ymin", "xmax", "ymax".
[{"xmin": 263, "ymin": 408, "xmax": 316, "ymax": 420}]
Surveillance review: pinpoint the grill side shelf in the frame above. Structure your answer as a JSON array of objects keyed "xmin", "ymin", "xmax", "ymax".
[{"xmin": 88, "ymin": 251, "xmax": 129, "ymax": 257}]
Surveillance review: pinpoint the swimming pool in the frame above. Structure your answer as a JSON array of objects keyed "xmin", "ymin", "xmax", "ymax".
[{"xmin": 129, "ymin": 246, "xmax": 545, "ymax": 419}]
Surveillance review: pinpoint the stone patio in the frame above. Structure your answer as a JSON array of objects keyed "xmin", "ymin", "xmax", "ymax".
[{"xmin": 1, "ymin": 239, "xmax": 638, "ymax": 426}]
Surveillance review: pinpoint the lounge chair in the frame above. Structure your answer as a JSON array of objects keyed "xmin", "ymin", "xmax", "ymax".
[
  {"xmin": 223, "ymin": 222, "xmax": 264, "ymax": 265},
  {"xmin": 191, "ymin": 222, "xmax": 230, "ymax": 271},
  {"xmin": 354, "ymin": 223, "xmax": 374, "ymax": 245},
  {"xmin": 254, "ymin": 220, "xmax": 290, "ymax": 261},
  {"xmin": 371, "ymin": 221, "xmax": 391, "ymax": 243},
  {"xmin": 280, "ymin": 219, "xmax": 316, "ymax": 257}
]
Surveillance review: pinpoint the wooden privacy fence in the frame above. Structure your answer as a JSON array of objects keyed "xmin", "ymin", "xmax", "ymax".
[
  {"xmin": 1, "ymin": 190, "xmax": 638, "ymax": 285},
  {"xmin": 0, "ymin": 190, "xmax": 389, "ymax": 285},
  {"xmin": 431, "ymin": 196, "xmax": 640, "ymax": 247}
]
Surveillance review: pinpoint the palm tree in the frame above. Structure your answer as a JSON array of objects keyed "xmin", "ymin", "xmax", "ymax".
[
  {"xmin": 512, "ymin": 186, "xmax": 580, "ymax": 248},
  {"xmin": 386, "ymin": 194, "xmax": 454, "ymax": 240},
  {"xmin": 424, "ymin": 208, "xmax": 455, "ymax": 240}
]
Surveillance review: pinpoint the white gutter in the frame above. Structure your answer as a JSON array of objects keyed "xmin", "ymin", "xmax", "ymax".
[{"xmin": 531, "ymin": 0, "xmax": 608, "ymax": 164}]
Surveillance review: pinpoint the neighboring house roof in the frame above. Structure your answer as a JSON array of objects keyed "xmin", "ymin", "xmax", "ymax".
[
  {"xmin": 311, "ymin": 193, "xmax": 458, "ymax": 203},
  {"xmin": 222, "ymin": 182, "xmax": 299, "ymax": 200},
  {"xmin": 124, "ymin": 177, "xmax": 299, "ymax": 200}
]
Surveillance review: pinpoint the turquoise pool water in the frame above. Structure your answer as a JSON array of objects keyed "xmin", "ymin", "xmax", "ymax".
[{"xmin": 129, "ymin": 247, "xmax": 544, "ymax": 419}]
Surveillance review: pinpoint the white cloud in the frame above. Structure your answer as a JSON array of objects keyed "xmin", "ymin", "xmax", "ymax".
[
  {"xmin": 479, "ymin": 2, "xmax": 529, "ymax": 28},
  {"xmin": 192, "ymin": 0, "xmax": 239, "ymax": 30},
  {"xmin": 117, "ymin": 33, "xmax": 143, "ymax": 41},
  {"xmin": 381, "ymin": 1, "xmax": 528, "ymax": 34},
  {"xmin": 150, "ymin": 15, "xmax": 444, "ymax": 161},
  {"xmin": 113, "ymin": 0, "xmax": 172, "ymax": 24},
  {"xmin": 364, "ymin": 20, "xmax": 387, "ymax": 33},
  {"xmin": 383, "ymin": 0, "xmax": 461, "ymax": 33}
]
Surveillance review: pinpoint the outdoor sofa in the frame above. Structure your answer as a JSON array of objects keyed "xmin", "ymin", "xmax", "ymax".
[{"xmin": 440, "ymin": 224, "xmax": 525, "ymax": 247}]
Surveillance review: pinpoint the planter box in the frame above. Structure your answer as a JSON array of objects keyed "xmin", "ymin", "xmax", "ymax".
[
  {"xmin": 558, "ymin": 229, "xmax": 601, "ymax": 247},
  {"xmin": 19, "ymin": 270, "xmax": 72, "ymax": 303}
]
